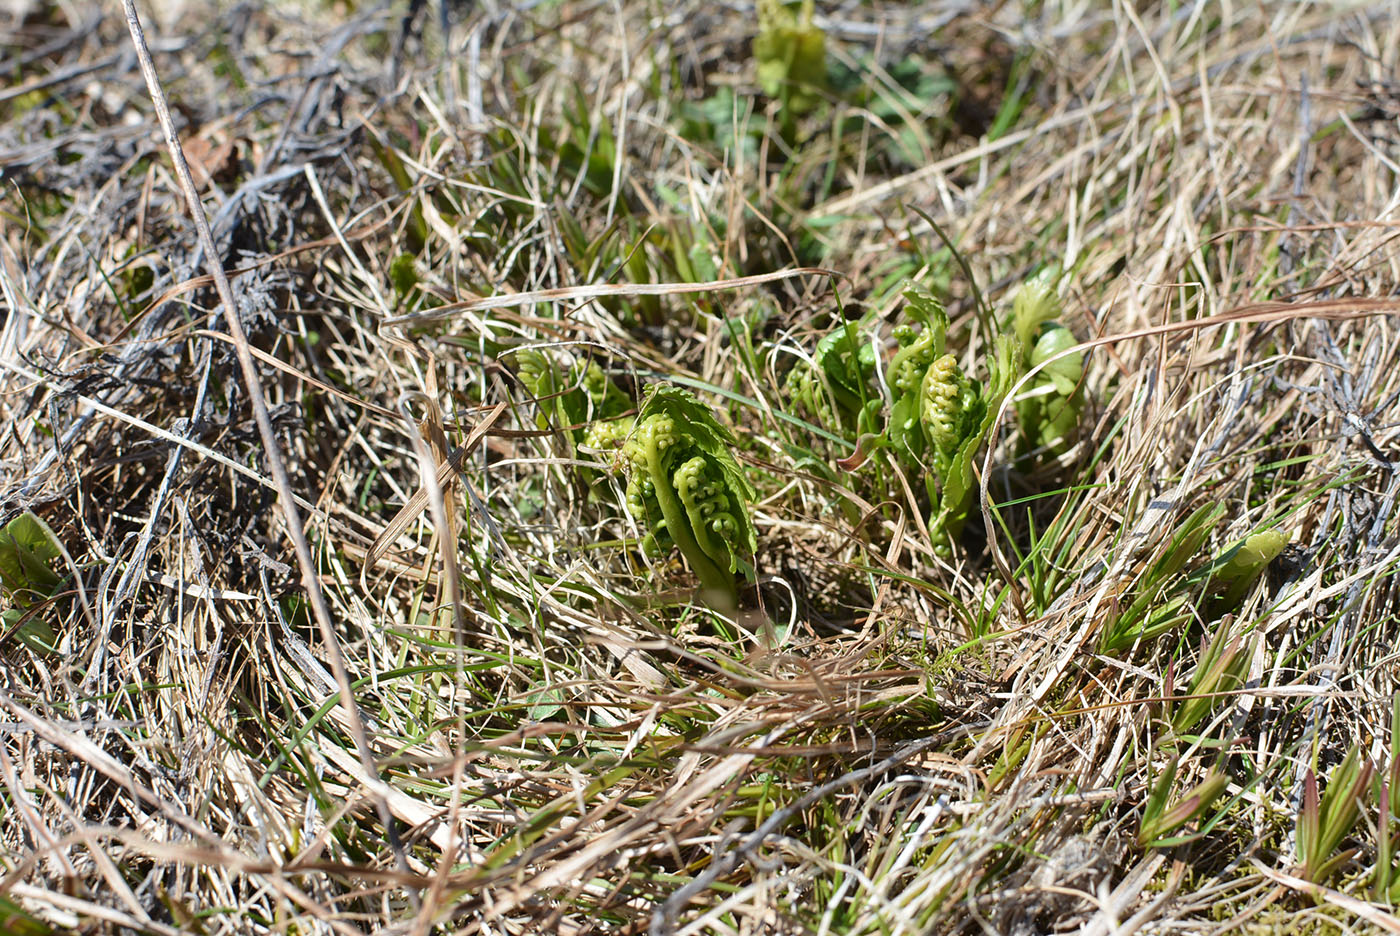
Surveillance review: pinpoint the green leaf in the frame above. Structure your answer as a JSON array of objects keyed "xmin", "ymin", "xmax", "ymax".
[
  {"xmin": 524, "ymin": 686, "xmax": 564, "ymax": 721},
  {"xmin": 1011, "ymin": 275, "xmax": 1084, "ymax": 454},
  {"xmin": 784, "ymin": 320, "xmax": 879, "ymax": 440},
  {"xmin": 2, "ymin": 608, "xmax": 56, "ymax": 656},
  {"xmin": 1139, "ymin": 756, "xmax": 1229, "ymax": 847},
  {"xmin": 1172, "ymin": 619, "xmax": 1254, "ymax": 736},
  {"xmin": 901, "ymin": 280, "xmax": 947, "ymax": 332},
  {"xmin": 0, "ymin": 512, "xmax": 62, "ymax": 606},
  {"xmin": 513, "ymin": 348, "xmax": 629, "ymax": 446},
  {"xmin": 1101, "ymin": 503, "xmax": 1225, "ymax": 653},
  {"xmin": 1140, "ymin": 754, "xmax": 1179, "ymax": 836},
  {"xmin": 1299, "ymin": 746, "xmax": 1373, "ymax": 883}
]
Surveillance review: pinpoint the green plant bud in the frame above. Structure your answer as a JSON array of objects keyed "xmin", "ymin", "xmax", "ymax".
[
  {"xmin": 625, "ymin": 414, "xmax": 676, "ymax": 469},
  {"xmin": 639, "ymin": 530, "xmax": 669, "ymax": 558},
  {"xmin": 888, "ymin": 326, "xmax": 938, "ymax": 394},
  {"xmin": 583, "ymin": 417, "xmax": 634, "ymax": 454},
  {"xmin": 625, "ymin": 479, "xmax": 648, "ymax": 518},
  {"xmin": 921, "ymin": 354, "xmax": 964, "ymax": 450},
  {"xmin": 675, "ymin": 457, "xmax": 727, "ymax": 514},
  {"xmin": 1210, "ymin": 529, "xmax": 1289, "ymax": 610},
  {"xmin": 675, "ymin": 455, "xmax": 745, "ymax": 573},
  {"xmin": 1011, "ymin": 273, "xmax": 1063, "ymax": 352}
]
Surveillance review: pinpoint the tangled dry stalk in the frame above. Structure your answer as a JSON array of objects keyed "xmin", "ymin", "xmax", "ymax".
[{"xmin": 4, "ymin": 1, "xmax": 1400, "ymax": 933}]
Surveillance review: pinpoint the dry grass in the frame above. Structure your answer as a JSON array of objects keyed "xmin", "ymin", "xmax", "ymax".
[{"xmin": 4, "ymin": 0, "xmax": 1400, "ymax": 933}]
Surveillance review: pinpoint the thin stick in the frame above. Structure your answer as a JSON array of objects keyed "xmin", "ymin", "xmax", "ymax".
[
  {"xmin": 118, "ymin": 0, "xmax": 419, "ymax": 895},
  {"xmin": 379, "ymin": 267, "xmax": 844, "ymax": 328}
]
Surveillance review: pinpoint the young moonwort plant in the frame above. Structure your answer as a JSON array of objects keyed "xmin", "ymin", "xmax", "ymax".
[
  {"xmin": 784, "ymin": 320, "xmax": 880, "ymax": 440},
  {"xmin": 515, "ymin": 348, "xmax": 637, "ymax": 507},
  {"xmin": 1009, "ymin": 274, "xmax": 1084, "ymax": 455},
  {"xmin": 513, "ymin": 348, "xmax": 631, "ymax": 446},
  {"xmin": 615, "ymin": 386, "xmax": 757, "ymax": 611},
  {"xmin": 884, "ymin": 282, "xmax": 1021, "ymax": 553}
]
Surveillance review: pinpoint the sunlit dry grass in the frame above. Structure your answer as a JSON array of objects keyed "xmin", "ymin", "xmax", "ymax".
[{"xmin": 3, "ymin": 1, "xmax": 1400, "ymax": 933}]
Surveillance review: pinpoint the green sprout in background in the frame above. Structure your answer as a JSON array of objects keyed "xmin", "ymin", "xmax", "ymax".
[
  {"xmin": 755, "ymin": 0, "xmax": 828, "ymax": 120},
  {"xmin": 513, "ymin": 347, "xmax": 631, "ymax": 448},
  {"xmin": 1009, "ymin": 273, "xmax": 1084, "ymax": 456}
]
